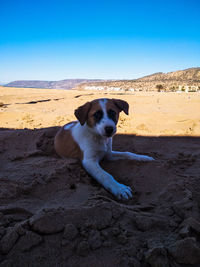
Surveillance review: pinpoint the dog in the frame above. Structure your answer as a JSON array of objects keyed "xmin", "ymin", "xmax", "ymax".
[{"xmin": 54, "ymin": 98, "xmax": 154, "ymax": 200}]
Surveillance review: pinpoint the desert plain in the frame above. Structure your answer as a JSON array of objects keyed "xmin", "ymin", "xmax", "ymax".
[
  {"xmin": 0, "ymin": 87, "xmax": 200, "ymax": 266},
  {"xmin": 1, "ymin": 87, "xmax": 200, "ymax": 136}
]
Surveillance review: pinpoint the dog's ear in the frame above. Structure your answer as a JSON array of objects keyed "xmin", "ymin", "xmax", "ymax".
[
  {"xmin": 113, "ymin": 99, "xmax": 129, "ymax": 115},
  {"xmin": 74, "ymin": 102, "xmax": 91, "ymax": 125}
]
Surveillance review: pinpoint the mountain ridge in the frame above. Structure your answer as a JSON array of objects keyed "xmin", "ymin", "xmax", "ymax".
[
  {"xmin": 137, "ymin": 67, "xmax": 200, "ymax": 82},
  {"xmin": 4, "ymin": 67, "xmax": 200, "ymax": 91},
  {"xmin": 5, "ymin": 79, "xmax": 103, "ymax": 90},
  {"xmin": 77, "ymin": 67, "xmax": 200, "ymax": 91}
]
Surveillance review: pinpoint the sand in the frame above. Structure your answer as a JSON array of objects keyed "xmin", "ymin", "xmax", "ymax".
[
  {"xmin": 0, "ymin": 87, "xmax": 200, "ymax": 266},
  {"xmin": 1, "ymin": 87, "xmax": 200, "ymax": 136}
]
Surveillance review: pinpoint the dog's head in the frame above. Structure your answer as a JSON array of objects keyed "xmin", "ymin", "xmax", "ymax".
[{"xmin": 75, "ymin": 98, "xmax": 129, "ymax": 137}]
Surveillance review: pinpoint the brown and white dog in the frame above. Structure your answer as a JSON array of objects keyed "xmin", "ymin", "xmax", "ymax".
[{"xmin": 54, "ymin": 98, "xmax": 154, "ymax": 200}]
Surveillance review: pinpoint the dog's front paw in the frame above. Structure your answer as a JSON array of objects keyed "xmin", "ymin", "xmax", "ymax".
[
  {"xmin": 111, "ymin": 182, "xmax": 132, "ymax": 200},
  {"xmin": 137, "ymin": 155, "xmax": 155, "ymax": 161}
]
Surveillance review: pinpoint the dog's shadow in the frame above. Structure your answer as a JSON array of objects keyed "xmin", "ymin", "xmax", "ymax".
[{"xmin": 1, "ymin": 126, "xmax": 199, "ymax": 208}]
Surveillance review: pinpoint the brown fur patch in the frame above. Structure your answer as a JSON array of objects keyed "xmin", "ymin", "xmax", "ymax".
[
  {"xmin": 86, "ymin": 100, "xmax": 102, "ymax": 127},
  {"xmin": 106, "ymin": 99, "xmax": 121, "ymax": 124},
  {"xmin": 54, "ymin": 122, "xmax": 83, "ymax": 160},
  {"xmin": 74, "ymin": 102, "xmax": 91, "ymax": 125},
  {"xmin": 112, "ymin": 99, "xmax": 129, "ymax": 115}
]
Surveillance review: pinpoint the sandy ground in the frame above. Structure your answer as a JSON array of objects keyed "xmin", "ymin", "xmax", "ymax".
[
  {"xmin": 1, "ymin": 87, "xmax": 200, "ymax": 136},
  {"xmin": 0, "ymin": 87, "xmax": 200, "ymax": 266}
]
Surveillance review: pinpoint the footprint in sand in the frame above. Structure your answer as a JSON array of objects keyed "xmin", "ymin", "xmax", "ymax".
[
  {"xmin": 185, "ymin": 122, "xmax": 197, "ymax": 135},
  {"xmin": 21, "ymin": 114, "xmax": 34, "ymax": 127},
  {"xmin": 136, "ymin": 123, "xmax": 149, "ymax": 132}
]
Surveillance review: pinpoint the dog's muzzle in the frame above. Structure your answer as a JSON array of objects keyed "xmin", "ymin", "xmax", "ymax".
[{"xmin": 105, "ymin": 126, "xmax": 114, "ymax": 137}]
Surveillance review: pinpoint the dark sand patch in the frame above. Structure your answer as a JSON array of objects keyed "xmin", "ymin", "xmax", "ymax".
[{"xmin": 0, "ymin": 128, "xmax": 200, "ymax": 266}]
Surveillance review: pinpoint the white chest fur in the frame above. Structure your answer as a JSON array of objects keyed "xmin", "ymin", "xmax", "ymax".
[{"xmin": 71, "ymin": 122, "xmax": 111, "ymax": 162}]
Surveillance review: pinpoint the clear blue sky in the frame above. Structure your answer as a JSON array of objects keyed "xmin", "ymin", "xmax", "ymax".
[{"xmin": 0, "ymin": 0, "xmax": 200, "ymax": 83}]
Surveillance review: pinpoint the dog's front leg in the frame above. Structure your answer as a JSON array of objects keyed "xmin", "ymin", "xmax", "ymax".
[
  {"xmin": 82, "ymin": 159, "xmax": 132, "ymax": 200},
  {"xmin": 106, "ymin": 151, "xmax": 155, "ymax": 161}
]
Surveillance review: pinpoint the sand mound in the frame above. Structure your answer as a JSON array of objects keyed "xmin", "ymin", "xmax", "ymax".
[{"xmin": 0, "ymin": 127, "xmax": 200, "ymax": 266}]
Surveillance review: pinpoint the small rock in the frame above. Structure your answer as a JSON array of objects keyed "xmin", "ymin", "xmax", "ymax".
[
  {"xmin": 63, "ymin": 224, "xmax": 78, "ymax": 241},
  {"xmin": 88, "ymin": 231, "xmax": 102, "ymax": 250},
  {"xmin": 95, "ymin": 208, "xmax": 113, "ymax": 230},
  {"xmin": 179, "ymin": 217, "xmax": 200, "ymax": 237},
  {"xmin": 169, "ymin": 220, "xmax": 178, "ymax": 229},
  {"xmin": 0, "ymin": 102, "xmax": 5, "ymax": 108},
  {"xmin": 112, "ymin": 206, "xmax": 125, "ymax": 219},
  {"xmin": 172, "ymin": 198, "xmax": 194, "ymax": 218},
  {"xmin": 101, "ymin": 229, "xmax": 109, "ymax": 239},
  {"xmin": 29, "ymin": 209, "xmax": 65, "ymax": 234},
  {"xmin": 134, "ymin": 215, "xmax": 167, "ymax": 232},
  {"xmin": 163, "ymin": 207, "xmax": 174, "ymax": 217},
  {"xmin": 17, "ymin": 231, "xmax": 42, "ymax": 252},
  {"xmin": 111, "ymin": 227, "xmax": 121, "ymax": 236},
  {"xmin": 76, "ymin": 241, "xmax": 90, "ymax": 256},
  {"xmin": 0, "ymin": 227, "xmax": 19, "ymax": 254},
  {"xmin": 136, "ymin": 250, "xmax": 143, "ymax": 261},
  {"xmin": 61, "ymin": 239, "xmax": 70, "ymax": 246},
  {"xmin": 145, "ymin": 246, "xmax": 169, "ymax": 267},
  {"xmin": 179, "ymin": 226, "xmax": 190, "ymax": 238},
  {"xmin": 16, "ymin": 224, "xmax": 26, "ymax": 236},
  {"xmin": 168, "ymin": 237, "xmax": 200, "ymax": 264},
  {"xmin": 134, "ymin": 216, "xmax": 152, "ymax": 231},
  {"xmin": 117, "ymin": 234, "xmax": 128, "ymax": 245},
  {"xmin": 80, "ymin": 228, "xmax": 88, "ymax": 238}
]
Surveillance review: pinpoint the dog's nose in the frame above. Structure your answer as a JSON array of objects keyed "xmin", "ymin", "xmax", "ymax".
[{"xmin": 105, "ymin": 126, "xmax": 114, "ymax": 136}]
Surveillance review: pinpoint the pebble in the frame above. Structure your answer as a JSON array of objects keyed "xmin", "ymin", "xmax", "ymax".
[
  {"xmin": 111, "ymin": 227, "xmax": 121, "ymax": 236},
  {"xmin": 17, "ymin": 231, "xmax": 43, "ymax": 252},
  {"xmin": 0, "ymin": 227, "xmax": 19, "ymax": 254},
  {"xmin": 76, "ymin": 241, "xmax": 90, "ymax": 257},
  {"xmin": 172, "ymin": 198, "xmax": 194, "ymax": 218},
  {"xmin": 134, "ymin": 215, "xmax": 167, "ymax": 232},
  {"xmin": 168, "ymin": 237, "xmax": 200, "ymax": 264},
  {"xmin": 145, "ymin": 246, "xmax": 169, "ymax": 267},
  {"xmin": 117, "ymin": 234, "xmax": 128, "ymax": 245},
  {"xmin": 179, "ymin": 217, "xmax": 200, "ymax": 237},
  {"xmin": 88, "ymin": 231, "xmax": 102, "ymax": 250},
  {"xmin": 94, "ymin": 208, "xmax": 113, "ymax": 230},
  {"xmin": 29, "ymin": 209, "xmax": 65, "ymax": 234},
  {"xmin": 63, "ymin": 224, "xmax": 78, "ymax": 241}
]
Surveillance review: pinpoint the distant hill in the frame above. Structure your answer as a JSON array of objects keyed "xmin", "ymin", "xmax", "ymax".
[
  {"xmin": 5, "ymin": 79, "xmax": 103, "ymax": 90},
  {"xmin": 76, "ymin": 67, "xmax": 200, "ymax": 92},
  {"xmin": 4, "ymin": 68, "xmax": 200, "ymax": 92},
  {"xmin": 137, "ymin": 67, "xmax": 200, "ymax": 82}
]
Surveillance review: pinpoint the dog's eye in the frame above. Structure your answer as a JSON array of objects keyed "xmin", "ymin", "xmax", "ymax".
[
  {"xmin": 107, "ymin": 109, "xmax": 116, "ymax": 120},
  {"xmin": 93, "ymin": 110, "xmax": 103, "ymax": 122}
]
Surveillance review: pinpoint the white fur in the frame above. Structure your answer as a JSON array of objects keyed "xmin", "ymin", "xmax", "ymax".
[
  {"xmin": 70, "ymin": 99, "xmax": 154, "ymax": 200},
  {"xmin": 94, "ymin": 99, "xmax": 116, "ymax": 137},
  {"xmin": 64, "ymin": 122, "xmax": 74, "ymax": 130}
]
